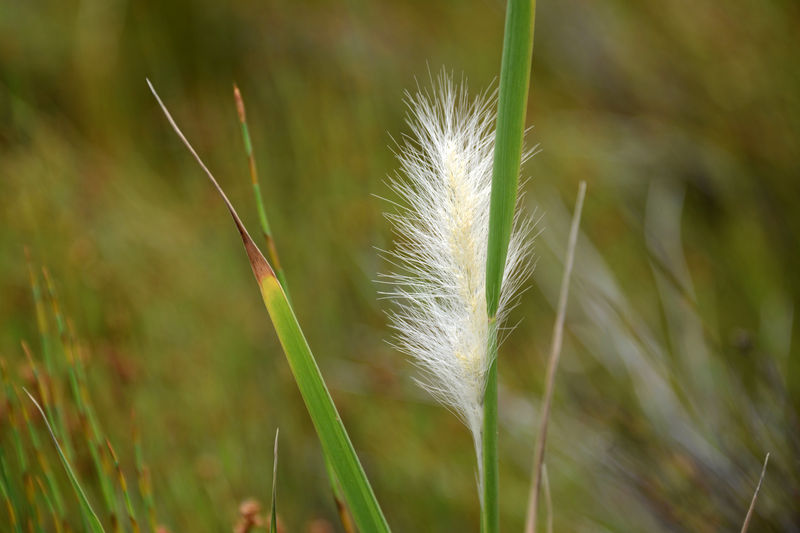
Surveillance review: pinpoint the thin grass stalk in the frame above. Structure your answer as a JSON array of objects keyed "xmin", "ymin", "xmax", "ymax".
[
  {"xmin": 524, "ymin": 181, "xmax": 586, "ymax": 533},
  {"xmin": 233, "ymin": 84, "xmax": 290, "ymax": 296},
  {"xmin": 542, "ymin": 464, "xmax": 552, "ymax": 533},
  {"xmin": 148, "ymin": 80, "xmax": 391, "ymax": 533},
  {"xmin": 481, "ymin": 322, "xmax": 498, "ymax": 533},
  {"xmin": 740, "ymin": 453, "xmax": 770, "ymax": 533},
  {"xmin": 234, "ymin": 85, "xmax": 353, "ymax": 527},
  {"xmin": 483, "ymin": 0, "xmax": 536, "ymax": 530},
  {"xmin": 23, "ymin": 389, "xmax": 105, "ymax": 533},
  {"xmin": 269, "ymin": 429, "xmax": 278, "ymax": 533}
]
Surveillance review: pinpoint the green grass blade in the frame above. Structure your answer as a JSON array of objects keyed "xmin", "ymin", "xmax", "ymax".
[
  {"xmin": 234, "ymin": 84, "xmax": 356, "ymax": 530},
  {"xmin": 324, "ymin": 454, "xmax": 356, "ymax": 533},
  {"xmin": 23, "ymin": 388, "xmax": 105, "ymax": 533},
  {"xmin": 483, "ymin": 1, "xmax": 536, "ymax": 532},
  {"xmin": 148, "ymin": 79, "xmax": 391, "ymax": 533},
  {"xmin": 485, "ymin": 0, "xmax": 536, "ymax": 318},
  {"xmin": 481, "ymin": 324, "xmax": 499, "ymax": 533},
  {"xmin": 269, "ymin": 429, "xmax": 278, "ymax": 533}
]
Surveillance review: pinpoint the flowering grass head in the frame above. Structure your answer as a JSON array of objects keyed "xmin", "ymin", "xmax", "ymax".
[{"xmin": 383, "ymin": 74, "xmax": 536, "ymax": 471}]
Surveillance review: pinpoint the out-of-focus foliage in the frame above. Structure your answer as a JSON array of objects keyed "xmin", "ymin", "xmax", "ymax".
[{"xmin": 1, "ymin": 0, "xmax": 797, "ymax": 531}]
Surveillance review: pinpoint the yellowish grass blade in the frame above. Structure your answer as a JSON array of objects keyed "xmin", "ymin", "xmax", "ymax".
[{"xmin": 147, "ymin": 79, "xmax": 390, "ymax": 533}]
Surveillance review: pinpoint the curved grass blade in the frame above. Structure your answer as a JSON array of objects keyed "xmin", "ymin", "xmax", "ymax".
[
  {"xmin": 23, "ymin": 388, "xmax": 105, "ymax": 533},
  {"xmin": 234, "ymin": 84, "xmax": 355, "ymax": 531},
  {"xmin": 148, "ymin": 79, "xmax": 390, "ymax": 533}
]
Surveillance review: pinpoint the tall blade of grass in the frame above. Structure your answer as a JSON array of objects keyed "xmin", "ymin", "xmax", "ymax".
[
  {"xmin": 148, "ymin": 80, "xmax": 391, "ymax": 533},
  {"xmin": 269, "ymin": 429, "xmax": 278, "ymax": 533},
  {"xmin": 234, "ymin": 84, "xmax": 354, "ymax": 530},
  {"xmin": 524, "ymin": 182, "xmax": 586, "ymax": 533},
  {"xmin": 483, "ymin": 1, "xmax": 536, "ymax": 531},
  {"xmin": 23, "ymin": 388, "xmax": 105, "ymax": 533}
]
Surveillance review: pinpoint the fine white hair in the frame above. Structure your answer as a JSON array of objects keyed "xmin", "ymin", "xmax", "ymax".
[{"xmin": 382, "ymin": 73, "xmax": 536, "ymax": 484}]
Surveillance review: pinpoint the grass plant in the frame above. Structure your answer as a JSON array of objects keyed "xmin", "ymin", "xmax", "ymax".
[
  {"xmin": 148, "ymin": 79, "xmax": 391, "ymax": 533},
  {"xmin": 1, "ymin": 0, "xmax": 792, "ymax": 531}
]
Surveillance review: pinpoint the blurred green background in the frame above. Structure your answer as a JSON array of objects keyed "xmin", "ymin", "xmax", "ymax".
[{"xmin": 1, "ymin": 0, "xmax": 798, "ymax": 531}]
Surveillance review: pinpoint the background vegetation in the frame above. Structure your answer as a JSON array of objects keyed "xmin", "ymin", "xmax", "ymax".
[{"xmin": 1, "ymin": 0, "xmax": 798, "ymax": 530}]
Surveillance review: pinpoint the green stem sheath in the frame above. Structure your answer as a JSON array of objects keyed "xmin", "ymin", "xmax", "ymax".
[
  {"xmin": 483, "ymin": 0, "xmax": 536, "ymax": 531},
  {"xmin": 482, "ymin": 320, "xmax": 499, "ymax": 533}
]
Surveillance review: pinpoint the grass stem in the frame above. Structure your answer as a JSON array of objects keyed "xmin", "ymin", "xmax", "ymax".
[
  {"xmin": 481, "ymin": 322, "xmax": 499, "ymax": 533},
  {"xmin": 740, "ymin": 453, "xmax": 770, "ymax": 533},
  {"xmin": 524, "ymin": 181, "xmax": 586, "ymax": 533},
  {"xmin": 483, "ymin": 1, "xmax": 536, "ymax": 531},
  {"xmin": 233, "ymin": 84, "xmax": 290, "ymax": 297}
]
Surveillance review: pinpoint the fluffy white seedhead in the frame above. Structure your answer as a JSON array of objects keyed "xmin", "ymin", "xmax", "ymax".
[{"xmin": 382, "ymin": 74, "xmax": 536, "ymax": 467}]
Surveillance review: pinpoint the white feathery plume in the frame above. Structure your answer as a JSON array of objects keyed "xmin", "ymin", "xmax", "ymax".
[{"xmin": 382, "ymin": 73, "xmax": 536, "ymax": 484}]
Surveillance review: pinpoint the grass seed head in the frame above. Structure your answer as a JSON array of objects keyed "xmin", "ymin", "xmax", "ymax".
[{"xmin": 383, "ymin": 73, "xmax": 535, "ymax": 472}]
